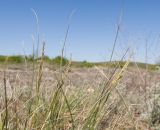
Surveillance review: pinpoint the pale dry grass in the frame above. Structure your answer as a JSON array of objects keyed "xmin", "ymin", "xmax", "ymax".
[{"xmin": 0, "ymin": 61, "xmax": 160, "ymax": 129}]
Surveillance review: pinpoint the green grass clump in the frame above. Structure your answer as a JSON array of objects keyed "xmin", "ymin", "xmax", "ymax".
[
  {"xmin": 8, "ymin": 55, "xmax": 24, "ymax": 63},
  {"xmin": 0, "ymin": 56, "xmax": 6, "ymax": 62},
  {"xmin": 36, "ymin": 55, "xmax": 52, "ymax": 63},
  {"xmin": 53, "ymin": 56, "xmax": 68, "ymax": 66},
  {"xmin": 80, "ymin": 60, "xmax": 94, "ymax": 68},
  {"xmin": 0, "ymin": 55, "xmax": 24, "ymax": 64}
]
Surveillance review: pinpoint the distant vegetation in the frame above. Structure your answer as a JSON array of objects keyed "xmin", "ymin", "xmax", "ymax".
[
  {"xmin": 0, "ymin": 55, "xmax": 159, "ymax": 70},
  {"xmin": 53, "ymin": 56, "xmax": 68, "ymax": 66},
  {"xmin": 0, "ymin": 55, "xmax": 6, "ymax": 62},
  {"xmin": 80, "ymin": 60, "xmax": 94, "ymax": 68},
  {"xmin": 106, "ymin": 61, "xmax": 158, "ymax": 71},
  {"xmin": 0, "ymin": 55, "xmax": 24, "ymax": 63},
  {"xmin": 0, "ymin": 55, "xmax": 68, "ymax": 65}
]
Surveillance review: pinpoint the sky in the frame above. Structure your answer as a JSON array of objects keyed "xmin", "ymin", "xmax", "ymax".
[{"xmin": 0, "ymin": 0, "xmax": 160, "ymax": 63}]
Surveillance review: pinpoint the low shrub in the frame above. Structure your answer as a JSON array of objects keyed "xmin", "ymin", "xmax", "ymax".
[
  {"xmin": 81, "ymin": 60, "xmax": 94, "ymax": 68},
  {"xmin": 53, "ymin": 56, "xmax": 68, "ymax": 66},
  {"xmin": 8, "ymin": 55, "xmax": 24, "ymax": 63},
  {"xmin": 0, "ymin": 55, "xmax": 6, "ymax": 62}
]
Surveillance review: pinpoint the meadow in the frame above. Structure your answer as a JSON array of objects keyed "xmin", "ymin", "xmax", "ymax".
[
  {"xmin": 0, "ymin": 52, "xmax": 160, "ymax": 130},
  {"xmin": 0, "ymin": 6, "xmax": 160, "ymax": 130}
]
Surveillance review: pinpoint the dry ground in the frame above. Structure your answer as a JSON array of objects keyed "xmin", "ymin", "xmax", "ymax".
[{"xmin": 0, "ymin": 64, "xmax": 160, "ymax": 129}]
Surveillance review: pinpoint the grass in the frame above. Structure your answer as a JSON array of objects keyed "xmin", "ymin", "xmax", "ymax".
[
  {"xmin": 1, "ymin": 48, "xmax": 160, "ymax": 130},
  {"xmin": 0, "ymin": 53, "xmax": 159, "ymax": 129},
  {"xmin": 0, "ymin": 50, "xmax": 159, "ymax": 128},
  {"xmin": 1, "ymin": 10, "xmax": 160, "ymax": 130},
  {"xmin": 1, "ymin": 57, "xmax": 159, "ymax": 130},
  {"xmin": 0, "ymin": 55, "xmax": 158, "ymax": 71}
]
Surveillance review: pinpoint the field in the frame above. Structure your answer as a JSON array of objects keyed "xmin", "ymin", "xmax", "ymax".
[
  {"xmin": 2, "ymin": 0, "xmax": 160, "ymax": 129},
  {"xmin": 0, "ymin": 60, "xmax": 160, "ymax": 130}
]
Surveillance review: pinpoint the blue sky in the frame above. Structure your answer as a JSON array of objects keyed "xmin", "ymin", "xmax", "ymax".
[{"xmin": 0, "ymin": 0, "xmax": 160, "ymax": 63}]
